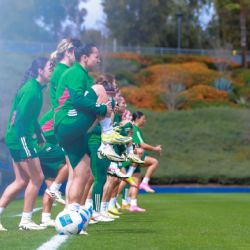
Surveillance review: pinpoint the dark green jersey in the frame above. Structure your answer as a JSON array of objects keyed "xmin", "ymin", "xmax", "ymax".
[
  {"xmin": 50, "ymin": 63, "xmax": 69, "ymax": 109},
  {"xmin": 5, "ymin": 79, "xmax": 43, "ymax": 150},
  {"xmin": 132, "ymin": 124, "xmax": 144, "ymax": 146},
  {"xmin": 54, "ymin": 63, "xmax": 106, "ymax": 128}
]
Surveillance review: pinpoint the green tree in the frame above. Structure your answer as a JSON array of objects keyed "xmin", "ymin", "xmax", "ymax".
[
  {"xmin": 102, "ymin": 0, "xmax": 210, "ymax": 48},
  {"xmin": 214, "ymin": 0, "xmax": 250, "ymax": 68}
]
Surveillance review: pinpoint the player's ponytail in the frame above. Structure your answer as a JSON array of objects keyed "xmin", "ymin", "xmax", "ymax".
[
  {"xmin": 132, "ymin": 111, "xmax": 144, "ymax": 121},
  {"xmin": 19, "ymin": 57, "xmax": 49, "ymax": 88}
]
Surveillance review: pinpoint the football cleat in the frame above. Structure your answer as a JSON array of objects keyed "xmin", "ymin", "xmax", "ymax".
[
  {"xmin": 40, "ymin": 219, "xmax": 55, "ymax": 228},
  {"xmin": 19, "ymin": 219, "xmax": 47, "ymax": 230},
  {"xmin": 0, "ymin": 223, "xmax": 7, "ymax": 231},
  {"xmin": 94, "ymin": 213, "xmax": 114, "ymax": 222},
  {"xmin": 139, "ymin": 183, "xmax": 155, "ymax": 193},
  {"xmin": 45, "ymin": 188, "xmax": 66, "ymax": 205},
  {"xmin": 108, "ymin": 207, "xmax": 122, "ymax": 215},
  {"xmin": 101, "ymin": 131, "xmax": 132, "ymax": 145},
  {"xmin": 129, "ymin": 205, "xmax": 146, "ymax": 212},
  {"xmin": 80, "ymin": 230, "xmax": 88, "ymax": 235},
  {"xmin": 107, "ymin": 167, "xmax": 129, "ymax": 179},
  {"xmin": 124, "ymin": 176, "xmax": 138, "ymax": 188},
  {"xmin": 121, "ymin": 204, "xmax": 130, "ymax": 210},
  {"xmin": 98, "ymin": 144, "xmax": 126, "ymax": 162},
  {"xmin": 125, "ymin": 153, "xmax": 145, "ymax": 164}
]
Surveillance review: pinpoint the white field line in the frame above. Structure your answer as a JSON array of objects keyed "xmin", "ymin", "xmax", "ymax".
[{"xmin": 36, "ymin": 235, "xmax": 69, "ymax": 250}]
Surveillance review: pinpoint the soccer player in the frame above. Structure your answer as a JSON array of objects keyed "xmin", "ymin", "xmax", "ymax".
[
  {"xmin": 132, "ymin": 111, "xmax": 162, "ymax": 193},
  {"xmin": 54, "ymin": 44, "xmax": 113, "ymax": 213},
  {"xmin": 45, "ymin": 38, "xmax": 82, "ymax": 202},
  {"xmin": 38, "ymin": 109, "xmax": 67, "ymax": 228},
  {"xmin": 0, "ymin": 57, "xmax": 51, "ymax": 231}
]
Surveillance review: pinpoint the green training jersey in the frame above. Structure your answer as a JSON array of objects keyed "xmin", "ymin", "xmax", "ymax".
[
  {"xmin": 132, "ymin": 124, "xmax": 145, "ymax": 146},
  {"xmin": 5, "ymin": 79, "xmax": 43, "ymax": 150},
  {"xmin": 54, "ymin": 63, "xmax": 106, "ymax": 128},
  {"xmin": 39, "ymin": 109, "xmax": 56, "ymax": 144},
  {"xmin": 50, "ymin": 63, "xmax": 69, "ymax": 109}
]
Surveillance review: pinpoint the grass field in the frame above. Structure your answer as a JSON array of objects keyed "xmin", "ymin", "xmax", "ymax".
[{"xmin": 1, "ymin": 193, "xmax": 250, "ymax": 249}]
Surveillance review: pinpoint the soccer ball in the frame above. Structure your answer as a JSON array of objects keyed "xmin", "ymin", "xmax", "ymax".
[
  {"xmin": 78, "ymin": 207, "xmax": 92, "ymax": 230},
  {"xmin": 55, "ymin": 210, "xmax": 84, "ymax": 235}
]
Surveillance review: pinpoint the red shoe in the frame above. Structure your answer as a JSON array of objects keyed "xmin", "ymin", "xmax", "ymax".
[
  {"xmin": 139, "ymin": 183, "xmax": 155, "ymax": 193},
  {"xmin": 129, "ymin": 205, "xmax": 146, "ymax": 212}
]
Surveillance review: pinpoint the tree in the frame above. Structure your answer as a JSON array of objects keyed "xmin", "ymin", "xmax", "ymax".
[
  {"xmin": 102, "ymin": 0, "xmax": 210, "ymax": 48},
  {"xmin": 214, "ymin": 0, "xmax": 250, "ymax": 68}
]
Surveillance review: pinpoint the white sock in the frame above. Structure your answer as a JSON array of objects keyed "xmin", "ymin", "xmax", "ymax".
[
  {"xmin": 100, "ymin": 117, "xmax": 112, "ymax": 133},
  {"xmin": 100, "ymin": 202, "xmax": 109, "ymax": 213},
  {"xmin": 126, "ymin": 166, "xmax": 136, "ymax": 177},
  {"xmin": 50, "ymin": 182, "xmax": 62, "ymax": 192},
  {"xmin": 108, "ymin": 197, "xmax": 117, "ymax": 209},
  {"xmin": 0, "ymin": 207, "xmax": 5, "ymax": 216},
  {"xmin": 85, "ymin": 199, "xmax": 93, "ymax": 210},
  {"xmin": 42, "ymin": 212, "xmax": 51, "ymax": 222},
  {"xmin": 68, "ymin": 203, "xmax": 80, "ymax": 212},
  {"xmin": 126, "ymin": 145, "xmax": 133, "ymax": 154},
  {"xmin": 122, "ymin": 199, "xmax": 128, "ymax": 206},
  {"xmin": 22, "ymin": 211, "xmax": 32, "ymax": 221},
  {"xmin": 130, "ymin": 199, "xmax": 137, "ymax": 206},
  {"xmin": 142, "ymin": 177, "xmax": 150, "ymax": 184},
  {"xmin": 127, "ymin": 196, "xmax": 131, "ymax": 204}
]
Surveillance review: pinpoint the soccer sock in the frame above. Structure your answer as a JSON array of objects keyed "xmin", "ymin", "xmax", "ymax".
[
  {"xmin": 100, "ymin": 117, "xmax": 112, "ymax": 133},
  {"xmin": 22, "ymin": 211, "xmax": 32, "ymax": 221},
  {"xmin": 122, "ymin": 199, "xmax": 128, "ymax": 206},
  {"xmin": 126, "ymin": 145, "xmax": 133, "ymax": 154},
  {"xmin": 130, "ymin": 199, "xmax": 137, "ymax": 206},
  {"xmin": 49, "ymin": 182, "xmax": 62, "ymax": 192},
  {"xmin": 41, "ymin": 212, "xmax": 51, "ymax": 222},
  {"xmin": 126, "ymin": 166, "xmax": 136, "ymax": 177},
  {"xmin": 68, "ymin": 203, "xmax": 80, "ymax": 212},
  {"xmin": 108, "ymin": 197, "xmax": 117, "ymax": 209},
  {"xmin": 142, "ymin": 177, "xmax": 150, "ymax": 184},
  {"xmin": 0, "ymin": 207, "xmax": 5, "ymax": 216},
  {"xmin": 85, "ymin": 199, "xmax": 93, "ymax": 210},
  {"xmin": 100, "ymin": 202, "xmax": 109, "ymax": 213}
]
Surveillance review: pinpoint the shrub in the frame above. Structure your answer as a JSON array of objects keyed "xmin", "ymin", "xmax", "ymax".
[{"xmin": 213, "ymin": 77, "xmax": 233, "ymax": 93}]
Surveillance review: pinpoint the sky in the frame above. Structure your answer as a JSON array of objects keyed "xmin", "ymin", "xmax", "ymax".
[{"xmin": 80, "ymin": 0, "xmax": 105, "ymax": 29}]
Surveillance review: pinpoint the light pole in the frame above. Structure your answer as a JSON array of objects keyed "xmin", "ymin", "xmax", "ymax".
[{"xmin": 176, "ymin": 12, "xmax": 183, "ymax": 54}]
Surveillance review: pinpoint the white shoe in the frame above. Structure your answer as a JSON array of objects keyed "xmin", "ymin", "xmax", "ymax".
[
  {"xmin": 0, "ymin": 223, "xmax": 7, "ymax": 231},
  {"xmin": 107, "ymin": 167, "xmax": 129, "ymax": 179},
  {"xmin": 80, "ymin": 230, "xmax": 88, "ymax": 235},
  {"xmin": 19, "ymin": 219, "xmax": 47, "ymax": 230},
  {"xmin": 40, "ymin": 219, "xmax": 55, "ymax": 228},
  {"xmin": 98, "ymin": 144, "xmax": 126, "ymax": 162},
  {"xmin": 89, "ymin": 219, "xmax": 99, "ymax": 225},
  {"xmin": 94, "ymin": 213, "xmax": 114, "ymax": 222},
  {"xmin": 107, "ymin": 212, "xmax": 120, "ymax": 219},
  {"xmin": 125, "ymin": 153, "xmax": 145, "ymax": 164},
  {"xmin": 45, "ymin": 188, "xmax": 66, "ymax": 205}
]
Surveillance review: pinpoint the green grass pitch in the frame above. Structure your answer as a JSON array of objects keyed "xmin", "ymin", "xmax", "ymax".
[{"xmin": 1, "ymin": 193, "xmax": 250, "ymax": 250}]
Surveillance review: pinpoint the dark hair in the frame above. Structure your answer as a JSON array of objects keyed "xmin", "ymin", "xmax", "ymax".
[
  {"xmin": 20, "ymin": 57, "xmax": 48, "ymax": 87},
  {"xmin": 132, "ymin": 111, "xmax": 144, "ymax": 121},
  {"xmin": 95, "ymin": 74, "xmax": 115, "ymax": 92},
  {"xmin": 75, "ymin": 43, "xmax": 97, "ymax": 62}
]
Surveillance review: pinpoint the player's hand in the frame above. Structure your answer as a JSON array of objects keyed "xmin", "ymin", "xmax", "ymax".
[{"xmin": 154, "ymin": 145, "xmax": 162, "ymax": 155}]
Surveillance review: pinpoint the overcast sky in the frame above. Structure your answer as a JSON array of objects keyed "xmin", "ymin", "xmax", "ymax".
[{"xmin": 81, "ymin": 0, "xmax": 105, "ymax": 29}]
